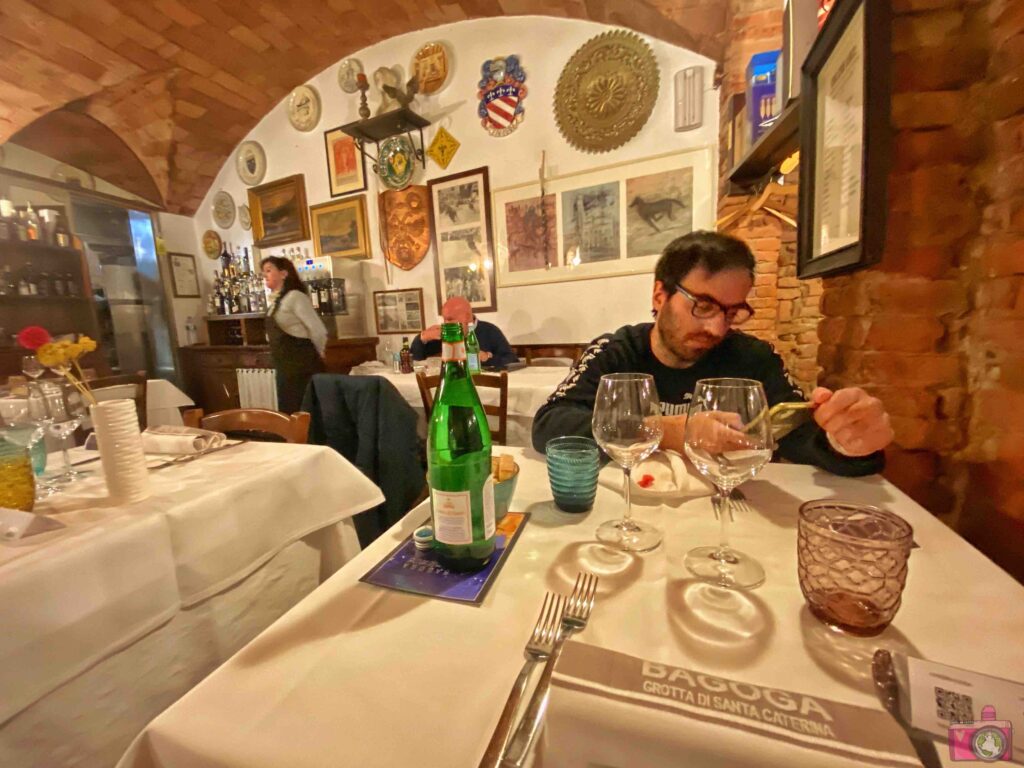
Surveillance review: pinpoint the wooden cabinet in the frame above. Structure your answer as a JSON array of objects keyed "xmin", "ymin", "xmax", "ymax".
[{"xmin": 179, "ymin": 337, "xmax": 379, "ymax": 412}]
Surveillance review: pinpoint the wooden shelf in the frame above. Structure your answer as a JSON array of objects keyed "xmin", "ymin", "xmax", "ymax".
[
  {"xmin": 0, "ymin": 239, "xmax": 82, "ymax": 258},
  {"xmin": 0, "ymin": 295, "xmax": 89, "ymax": 303},
  {"xmin": 726, "ymin": 100, "xmax": 801, "ymax": 187},
  {"xmin": 340, "ymin": 107, "xmax": 430, "ymax": 144}
]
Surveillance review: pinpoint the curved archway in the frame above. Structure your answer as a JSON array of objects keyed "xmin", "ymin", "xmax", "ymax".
[{"xmin": 11, "ymin": 108, "xmax": 164, "ymax": 206}]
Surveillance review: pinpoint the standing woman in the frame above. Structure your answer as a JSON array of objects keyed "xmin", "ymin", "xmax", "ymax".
[{"xmin": 260, "ymin": 256, "xmax": 327, "ymax": 413}]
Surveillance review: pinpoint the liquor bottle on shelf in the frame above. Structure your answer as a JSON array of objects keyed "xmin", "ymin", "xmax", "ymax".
[
  {"xmin": 427, "ymin": 322, "xmax": 496, "ymax": 572},
  {"xmin": 52, "ymin": 272, "xmax": 65, "ymax": 296},
  {"xmin": 0, "ymin": 266, "xmax": 7, "ymax": 296},
  {"xmin": 0, "ymin": 198, "xmax": 12, "ymax": 241},
  {"xmin": 220, "ymin": 241, "xmax": 232, "ymax": 275},
  {"xmin": 14, "ymin": 210, "xmax": 27, "ymax": 241},
  {"xmin": 466, "ymin": 322, "xmax": 481, "ymax": 375},
  {"xmin": 318, "ymin": 276, "xmax": 331, "ymax": 314},
  {"xmin": 36, "ymin": 271, "xmax": 49, "ymax": 297},
  {"xmin": 54, "ymin": 212, "xmax": 71, "ymax": 248},
  {"xmin": 24, "ymin": 205, "xmax": 39, "ymax": 241},
  {"xmin": 65, "ymin": 272, "xmax": 79, "ymax": 298}
]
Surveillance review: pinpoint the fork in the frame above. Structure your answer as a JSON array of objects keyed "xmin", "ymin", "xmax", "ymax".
[
  {"xmin": 501, "ymin": 572, "xmax": 599, "ymax": 767},
  {"xmin": 730, "ymin": 488, "xmax": 754, "ymax": 515},
  {"xmin": 477, "ymin": 592, "xmax": 563, "ymax": 768}
]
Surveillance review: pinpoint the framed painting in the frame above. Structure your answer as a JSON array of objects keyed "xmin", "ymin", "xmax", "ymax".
[
  {"xmin": 310, "ymin": 195, "xmax": 370, "ymax": 259},
  {"xmin": 168, "ymin": 252, "xmax": 200, "ymax": 298},
  {"xmin": 324, "ymin": 126, "xmax": 368, "ymax": 197},
  {"xmin": 248, "ymin": 174, "xmax": 310, "ymax": 248},
  {"xmin": 373, "ymin": 288, "xmax": 426, "ymax": 335},
  {"xmin": 797, "ymin": 0, "xmax": 891, "ymax": 278},
  {"xmin": 428, "ymin": 166, "xmax": 497, "ymax": 314},
  {"xmin": 493, "ymin": 149, "xmax": 713, "ymax": 287}
]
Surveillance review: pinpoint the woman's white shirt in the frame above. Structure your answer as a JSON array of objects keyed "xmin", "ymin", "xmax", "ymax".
[{"xmin": 268, "ymin": 289, "xmax": 327, "ymax": 356}]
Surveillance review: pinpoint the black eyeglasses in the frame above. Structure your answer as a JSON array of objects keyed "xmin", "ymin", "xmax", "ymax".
[{"xmin": 674, "ymin": 283, "xmax": 754, "ymax": 325}]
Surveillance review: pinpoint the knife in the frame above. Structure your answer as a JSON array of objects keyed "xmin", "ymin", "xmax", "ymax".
[{"xmin": 872, "ymin": 649, "xmax": 943, "ymax": 768}]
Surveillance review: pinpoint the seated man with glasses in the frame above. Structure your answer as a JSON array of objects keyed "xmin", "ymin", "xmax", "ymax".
[{"xmin": 532, "ymin": 231, "xmax": 894, "ymax": 475}]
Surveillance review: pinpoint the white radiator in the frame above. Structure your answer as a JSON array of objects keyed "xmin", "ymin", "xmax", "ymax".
[{"xmin": 236, "ymin": 368, "xmax": 278, "ymax": 411}]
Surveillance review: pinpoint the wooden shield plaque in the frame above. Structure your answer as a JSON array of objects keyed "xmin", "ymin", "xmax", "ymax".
[{"xmin": 378, "ymin": 185, "xmax": 431, "ymax": 271}]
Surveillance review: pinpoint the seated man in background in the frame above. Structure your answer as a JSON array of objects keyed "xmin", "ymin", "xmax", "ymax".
[
  {"xmin": 412, "ymin": 295, "xmax": 519, "ymax": 369},
  {"xmin": 532, "ymin": 231, "xmax": 894, "ymax": 476}
]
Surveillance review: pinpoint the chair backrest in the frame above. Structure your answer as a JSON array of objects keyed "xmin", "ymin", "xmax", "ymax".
[
  {"xmin": 182, "ymin": 408, "xmax": 311, "ymax": 444},
  {"xmin": 514, "ymin": 344, "xmax": 586, "ymax": 366},
  {"xmin": 415, "ymin": 369, "xmax": 509, "ymax": 446},
  {"xmin": 90, "ymin": 372, "xmax": 147, "ymax": 429}
]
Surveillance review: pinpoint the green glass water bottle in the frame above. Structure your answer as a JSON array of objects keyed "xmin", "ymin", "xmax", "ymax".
[
  {"xmin": 465, "ymin": 322, "xmax": 481, "ymax": 375},
  {"xmin": 427, "ymin": 322, "xmax": 495, "ymax": 571}
]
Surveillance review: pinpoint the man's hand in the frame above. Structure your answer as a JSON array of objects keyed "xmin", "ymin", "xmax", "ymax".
[
  {"xmin": 811, "ymin": 387, "xmax": 893, "ymax": 457},
  {"xmin": 420, "ymin": 324, "xmax": 442, "ymax": 343},
  {"xmin": 480, "ymin": 350, "xmax": 493, "ymax": 363},
  {"xmin": 658, "ymin": 412, "xmax": 752, "ymax": 454}
]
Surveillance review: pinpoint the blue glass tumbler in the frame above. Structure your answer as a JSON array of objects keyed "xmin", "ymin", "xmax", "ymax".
[{"xmin": 545, "ymin": 436, "xmax": 600, "ymax": 513}]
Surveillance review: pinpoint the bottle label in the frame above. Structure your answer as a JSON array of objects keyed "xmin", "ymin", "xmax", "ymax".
[
  {"xmin": 442, "ymin": 342, "xmax": 466, "ymax": 362},
  {"xmin": 431, "ymin": 488, "xmax": 473, "ymax": 545},
  {"xmin": 482, "ymin": 475, "xmax": 495, "ymax": 539},
  {"xmin": 467, "ymin": 352, "xmax": 480, "ymax": 373}
]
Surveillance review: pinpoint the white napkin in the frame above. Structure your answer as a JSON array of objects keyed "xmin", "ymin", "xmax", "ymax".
[
  {"xmin": 141, "ymin": 425, "xmax": 226, "ymax": 455},
  {"xmin": 632, "ymin": 450, "xmax": 713, "ymax": 495}
]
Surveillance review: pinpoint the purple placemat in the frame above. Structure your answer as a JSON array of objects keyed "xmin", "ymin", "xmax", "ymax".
[{"xmin": 359, "ymin": 512, "xmax": 529, "ymax": 605}]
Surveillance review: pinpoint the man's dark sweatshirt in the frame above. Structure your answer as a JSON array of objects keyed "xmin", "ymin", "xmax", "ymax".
[
  {"xmin": 410, "ymin": 319, "xmax": 519, "ymax": 368},
  {"xmin": 532, "ymin": 323, "xmax": 884, "ymax": 477}
]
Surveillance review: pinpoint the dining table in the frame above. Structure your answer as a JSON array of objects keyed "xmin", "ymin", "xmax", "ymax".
[
  {"xmin": 1, "ymin": 440, "xmax": 385, "ymax": 768},
  {"xmin": 350, "ymin": 363, "xmax": 570, "ymax": 447},
  {"xmin": 116, "ymin": 447, "xmax": 1024, "ymax": 768}
]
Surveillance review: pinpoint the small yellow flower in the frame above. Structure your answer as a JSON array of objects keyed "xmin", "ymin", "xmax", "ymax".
[
  {"xmin": 78, "ymin": 336, "xmax": 97, "ymax": 353},
  {"xmin": 36, "ymin": 343, "xmax": 67, "ymax": 368},
  {"xmin": 65, "ymin": 342, "xmax": 83, "ymax": 360}
]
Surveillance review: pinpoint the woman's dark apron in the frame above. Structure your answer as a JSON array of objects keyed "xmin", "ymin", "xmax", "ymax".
[{"xmin": 267, "ymin": 293, "xmax": 325, "ymax": 414}]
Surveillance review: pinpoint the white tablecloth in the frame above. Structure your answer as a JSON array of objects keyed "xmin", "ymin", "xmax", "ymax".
[
  {"xmin": 352, "ymin": 366, "xmax": 568, "ymax": 447},
  {"xmin": 1, "ymin": 443, "xmax": 383, "ymax": 747},
  {"xmin": 117, "ymin": 449, "xmax": 1024, "ymax": 768}
]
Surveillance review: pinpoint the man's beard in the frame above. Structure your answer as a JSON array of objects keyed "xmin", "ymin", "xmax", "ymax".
[{"xmin": 655, "ymin": 315, "xmax": 723, "ymax": 366}]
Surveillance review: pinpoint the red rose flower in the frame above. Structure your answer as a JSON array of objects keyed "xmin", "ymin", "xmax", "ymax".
[
  {"xmin": 16, "ymin": 325, "xmax": 52, "ymax": 351},
  {"xmin": 638, "ymin": 474, "xmax": 655, "ymax": 489}
]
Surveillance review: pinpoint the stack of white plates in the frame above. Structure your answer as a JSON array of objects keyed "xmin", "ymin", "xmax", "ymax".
[{"xmin": 90, "ymin": 399, "xmax": 151, "ymax": 503}]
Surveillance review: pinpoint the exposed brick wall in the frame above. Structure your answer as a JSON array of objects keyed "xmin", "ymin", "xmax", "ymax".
[
  {"xmin": 817, "ymin": 0, "xmax": 1024, "ymax": 581},
  {"xmin": 719, "ymin": 0, "xmax": 822, "ymax": 393}
]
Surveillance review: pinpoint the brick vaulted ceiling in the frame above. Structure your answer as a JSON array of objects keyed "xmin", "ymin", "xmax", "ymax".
[{"xmin": 0, "ymin": 0, "xmax": 727, "ymax": 214}]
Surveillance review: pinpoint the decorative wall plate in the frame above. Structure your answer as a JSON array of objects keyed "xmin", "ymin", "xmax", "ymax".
[
  {"xmin": 477, "ymin": 55, "xmax": 527, "ymax": 137},
  {"xmin": 377, "ymin": 135, "xmax": 415, "ymax": 190},
  {"xmin": 412, "ymin": 42, "xmax": 450, "ymax": 95},
  {"xmin": 555, "ymin": 31, "xmax": 660, "ymax": 153},
  {"xmin": 202, "ymin": 229, "xmax": 222, "ymax": 260},
  {"xmin": 426, "ymin": 126, "xmax": 460, "ymax": 169},
  {"xmin": 378, "ymin": 186, "xmax": 431, "ymax": 271},
  {"xmin": 338, "ymin": 58, "xmax": 364, "ymax": 93},
  {"xmin": 239, "ymin": 204, "xmax": 251, "ymax": 231},
  {"xmin": 288, "ymin": 85, "xmax": 321, "ymax": 132},
  {"xmin": 212, "ymin": 190, "xmax": 236, "ymax": 229},
  {"xmin": 236, "ymin": 141, "xmax": 267, "ymax": 186}
]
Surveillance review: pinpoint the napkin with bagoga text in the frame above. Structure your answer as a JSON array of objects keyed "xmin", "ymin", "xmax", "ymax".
[
  {"xmin": 541, "ymin": 642, "xmax": 922, "ymax": 768},
  {"xmin": 141, "ymin": 425, "xmax": 226, "ymax": 455}
]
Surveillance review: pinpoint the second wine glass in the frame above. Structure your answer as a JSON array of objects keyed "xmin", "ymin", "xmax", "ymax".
[
  {"xmin": 591, "ymin": 373, "xmax": 664, "ymax": 552},
  {"xmin": 683, "ymin": 378, "xmax": 773, "ymax": 589}
]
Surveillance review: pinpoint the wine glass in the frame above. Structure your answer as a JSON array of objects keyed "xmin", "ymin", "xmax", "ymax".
[
  {"xmin": 591, "ymin": 373, "xmax": 664, "ymax": 552},
  {"xmin": 42, "ymin": 381, "xmax": 89, "ymax": 483},
  {"xmin": 22, "ymin": 355, "xmax": 43, "ymax": 380},
  {"xmin": 0, "ymin": 399, "xmax": 55, "ymax": 499},
  {"xmin": 683, "ymin": 378, "xmax": 773, "ymax": 589}
]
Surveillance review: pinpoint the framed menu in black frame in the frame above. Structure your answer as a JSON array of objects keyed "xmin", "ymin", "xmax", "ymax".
[{"xmin": 797, "ymin": 0, "xmax": 891, "ymax": 279}]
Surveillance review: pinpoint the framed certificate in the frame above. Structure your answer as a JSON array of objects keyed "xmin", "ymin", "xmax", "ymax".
[
  {"xmin": 168, "ymin": 252, "xmax": 200, "ymax": 298},
  {"xmin": 797, "ymin": 0, "xmax": 891, "ymax": 278}
]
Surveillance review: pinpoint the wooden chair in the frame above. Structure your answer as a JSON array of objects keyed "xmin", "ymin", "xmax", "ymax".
[
  {"xmin": 90, "ymin": 372, "xmax": 147, "ymax": 429},
  {"xmin": 415, "ymin": 370, "xmax": 509, "ymax": 446},
  {"xmin": 182, "ymin": 408, "xmax": 311, "ymax": 444},
  {"xmin": 513, "ymin": 343, "xmax": 586, "ymax": 366}
]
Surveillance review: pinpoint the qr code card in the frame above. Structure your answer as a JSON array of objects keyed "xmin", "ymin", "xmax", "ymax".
[{"xmin": 935, "ymin": 686, "xmax": 974, "ymax": 724}]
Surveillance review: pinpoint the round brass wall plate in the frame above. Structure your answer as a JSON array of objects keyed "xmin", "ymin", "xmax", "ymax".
[
  {"xmin": 202, "ymin": 229, "xmax": 222, "ymax": 260},
  {"xmin": 555, "ymin": 30, "xmax": 660, "ymax": 153}
]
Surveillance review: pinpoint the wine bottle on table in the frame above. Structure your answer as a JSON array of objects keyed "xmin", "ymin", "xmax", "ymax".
[
  {"xmin": 465, "ymin": 322, "xmax": 481, "ymax": 374},
  {"xmin": 399, "ymin": 337, "xmax": 413, "ymax": 374},
  {"xmin": 427, "ymin": 322, "xmax": 496, "ymax": 572}
]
